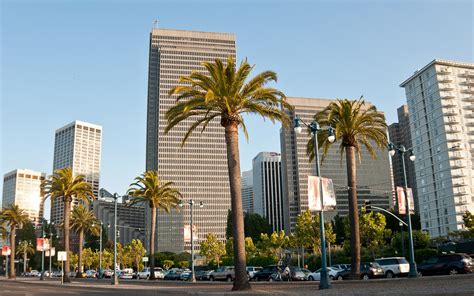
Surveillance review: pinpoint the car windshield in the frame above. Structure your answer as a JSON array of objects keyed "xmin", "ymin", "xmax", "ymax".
[
  {"xmin": 398, "ymin": 258, "xmax": 409, "ymax": 264},
  {"xmin": 215, "ymin": 267, "xmax": 225, "ymax": 272},
  {"xmin": 370, "ymin": 262, "xmax": 381, "ymax": 268}
]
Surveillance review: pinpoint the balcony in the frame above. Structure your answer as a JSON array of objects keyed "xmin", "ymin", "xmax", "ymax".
[
  {"xmin": 437, "ymin": 68, "xmax": 451, "ymax": 75},
  {"xmin": 450, "ymin": 144, "xmax": 463, "ymax": 151},
  {"xmin": 445, "ymin": 116, "xmax": 460, "ymax": 124},
  {"xmin": 460, "ymin": 71, "xmax": 474, "ymax": 78},
  {"xmin": 451, "ymin": 169, "xmax": 466, "ymax": 178},
  {"xmin": 443, "ymin": 100, "xmax": 457, "ymax": 108},
  {"xmin": 445, "ymin": 126, "xmax": 460, "ymax": 133},
  {"xmin": 438, "ymin": 77, "xmax": 453, "ymax": 83},
  {"xmin": 449, "ymin": 151, "xmax": 464, "ymax": 159},
  {"xmin": 463, "ymin": 96, "xmax": 474, "ymax": 103},
  {"xmin": 446, "ymin": 136, "xmax": 461, "ymax": 142},
  {"xmin": 441, "ymin": 93, "xmax": 455, "ymax": 99},
  {"xmin": 451, "ymin": 161, "xmax": 466, "ymax": 169},
  {"xmin": 463, "ymin": 104, "xmax": 474, "ymax": 111},
  {"xmin": 444, "ymin": 109, "xmax": 458, "ymax": 116},
  {"xmin": 466, "ymin": 113, "xmax": 474, "ymax": 118},
  {"xmin": 467, "ymin": 121, "xmax": 474, "ymax": 127},
  {"xmin": 452, "ymin": 179, "xmax": 467, "ymax": 187},
  {"xmin": 455, "ymin": 198, "xmax": 468, "ymax": 205},
  {"xmin": 462, "ymin": 88, "xmax": 474, "ymax": 94},
  {"xmin": 439, "ymin": 84, "xmax": 454, "ymax": 91}
]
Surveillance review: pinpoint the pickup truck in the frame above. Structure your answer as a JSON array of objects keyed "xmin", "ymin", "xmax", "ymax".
[{"xmin": 209, "ymin": 266, "xmax": 235, "ymax": 282}]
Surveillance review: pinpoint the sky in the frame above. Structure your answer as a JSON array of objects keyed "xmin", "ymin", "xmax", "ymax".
[{"xmin": 1, "ymin": 0, "xmax": 473, "ymax": 217}]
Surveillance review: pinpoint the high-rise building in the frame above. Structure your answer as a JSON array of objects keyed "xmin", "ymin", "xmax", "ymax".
[
  {"xmin": 252, "ymin": 152, "xmax": 284, "ymax": 232},
  {"xmin": 388, "ymin": 105, "xmax": 418, "ymax": 213},
  {"xmin": 145, "ymin": 28, "xmax": 236, "ymax": 253},
  {"xmin": 281, "ymin": 97, "xmax": 394, "ymax": 233},
  {"xmin": 241, "ymin": 170, "xmax": 254, "ymax": 213},
  {"xmin": 50, "ymin": 120, "xmax": 102, "ymax": 225},
  {"xmin": 2, "ymin": 169, "xmax": 46, "ymax": 226},
  {"xmin": 400, "ymin": 59, "xmax": 474, "ymax": 237}
]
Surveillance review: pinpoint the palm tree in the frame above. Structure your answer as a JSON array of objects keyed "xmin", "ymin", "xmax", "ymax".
[
  {"xmin": 166, "ymin": 56, "xmax": 290, "ymax": 291},
  {"xmin": 127, "ymin": 171, "xmax": 181, "ymax": 280},
  {"xmin": 41, "ymin": 168, "xmax": 95, "ymax": 282},
  {"xmin": 70, "ymin": 204, "xmax": 99, "ymax": 277},
  {"xmin": 0, "ymin": 204, "xmax": 29, "ymax": 279},
  {"xmin": 17, "ymin": 240, "xmax": 35, "ymax": 274},
  {"xmin": 306, "ymin": 98, "xmax": 387, "ymax": 279}
]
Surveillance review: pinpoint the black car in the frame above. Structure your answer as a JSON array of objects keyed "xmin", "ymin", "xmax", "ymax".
[
  {"xmin": 417, "ymin": 253, "xmax": 474, "ymax": 276},
  {"xmin": 253, "ymin": 265, "xmax": 282, "ymax": 281},
  {"xmin": 164, "ymin": 269, "xmax": 182, "ymax": 280},
  {"xmin": 335, "ymin": 262, "xmax": 384, "ymax": 280}
]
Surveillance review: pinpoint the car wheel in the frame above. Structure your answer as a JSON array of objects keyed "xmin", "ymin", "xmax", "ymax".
[
  {"xmin": 417, "ymin": 271, "xmax": 423, "ymax": 277},
  {"xmin": 337, "ymin": 275, "xmax": 343, "ymax": 281},
  {"xmin": 308, "ymin": 276, "xmax": 314, "ymax": 281},
  {"xmin": 449, "ymin": 268, "xmax": 458, "ymax": 275},
  {"xmin": 386, "ymin": 271, "xmax": 394, "ymax": 279},
  {"xmin": 329, "ymin": 275, "xmax": 334, "ymax": 280},
  {"xmin": 227, "ymin": 276, "xmax": 232, "ymax": 282},
  {"xmin": 268, "ymin": 277, "xmax": 274, "ymax": 282},
  {"xmin": 362, "ymin": 274, "xmax": 369, "ymax": 280},
  {"xmin": 209, "ymin": 276, "xmax": 214, "ymax": 282}
]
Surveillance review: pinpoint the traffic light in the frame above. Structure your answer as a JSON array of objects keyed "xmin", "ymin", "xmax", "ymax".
[{"xmin": 364, "ymin": 200, "xmax": 372, "ymax": 213}]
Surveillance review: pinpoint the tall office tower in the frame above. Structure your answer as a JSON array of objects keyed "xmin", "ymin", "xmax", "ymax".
[
  {"xmin": 388, "ymin": 105, "xmax": 418, "ymax": 213},
  {"xmin": 252, "ymin": 152, "xmax": 284, "ymax": 231},
  {"xmin": 2, "ymin": 169, "xmax": 46, "ymax": 225},
  {"xmin": 145, "ymin": 28, "xmax": 236, "ymax": 253},
  {"xmin": 241, "ymin": 170, "xmax": 254, "ymax": 213},
  {"xmin": 281, "ymin": 97, "xmax": 394, "ymax": 233},
  {"xmin": 51, "ymin": 120, "xmax": 102, "ymax": 225},
  {"xmin": 400, "ymin": 59, "xmax": 474, "ymax": 237}
]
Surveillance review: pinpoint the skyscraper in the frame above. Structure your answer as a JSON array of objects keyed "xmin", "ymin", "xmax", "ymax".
[
  {"xmin": 252, "ymin": 152, "xmax": 284, "ymax": 232},
  {"xmin": 241, "ymin": 170, "xmax": 254, "ymax": 213},
  {"xmin": 388, "ymin": 105, "xmax": 418, "ymax": 213},
  {"xmin": 400, "ymin": 59, "xmax": 474, "ymax": 237},
  {"xmin": 50, "ymin": 120, "xmax": 102, "ymax": 225},
  {"xmin": 2, "ymin": 169, "xmax": 46, "ymax": 226},
  {"xmin": 145, "ymin": 28, "xmax": 236, "ymax": 252},
  {"xmin": 281, "ymin": 97, "xmax": 394, "ymax": 233}
]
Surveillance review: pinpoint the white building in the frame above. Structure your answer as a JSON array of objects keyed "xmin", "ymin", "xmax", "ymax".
[
  {"xmin": 241, "ymin": 170, "xmax": 254, "ymax": 213},
  {"xmin": 50, "ymin": 120, "xmax": 102, "ymax": 225},
  {"xmin": 145, "ymin": 28, "xmax": 236, "ymax": 253},
  {"xmin": 280, "ymin": 97, "xmax": 394, "ymax": 233},
  {"xmin": 253, "ymin": 152, "xmax": 284, "ymax": 232},
  {"xmin": 2, "ymin": 169, "xmax": 46, "ymax": 226},
  {"xmin": 400, "ymin": 59, "xmax": 474, "ymax": 237}
]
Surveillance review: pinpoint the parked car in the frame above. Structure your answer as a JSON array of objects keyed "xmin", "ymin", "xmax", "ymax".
[
  {"xmin": 85, "ymin": 270, "xmax": 97, "ymax": 278},
  {"xmin": 246, "ymin": 266, "xmax": 263, "ymax": 280},
  {"xmin": 119, "ymin": 268, "xmax": 134, "ymax": 279},
  {"xmin": 307, "ymin": 267, "xmax": 341, "ymax": 281},
  {"xmin": 331, "ymin": 264, "xmax": 350, "ymax": 271},
  {"xmin": 102, "ymin": 269, "xmax": 113, "ymax": 278},
  {"xmin": 196, "ymin": 270, "xmax": 213, "ymax": 281},
  {"xmin": 417, "ymin": 253, "xmax": 474, "ymax": 276},
  {"xmin": 52, "ymin": 270, "xmax": 63, "ymax": 277},
  {"xmin": 269, "ymin": 266, "xmax": 306, "ymax": 281},
  {"xmin": 209, "ymin": 266, "xmax": 235, "ymax": 282},
  {"xmin": 137, "ymin": 267, "xmax": 165, "ymax": 279},
  {"xmin": 375, "ymin": 257, "xmax": 409, "ymax": 278},
  {"xmin": 29, "ymin": 270, "xmax": 40, "ymax": 277},
  {"xmin": 301, "ymin": 268, "xmax": 312, "ymax": 276},
  {"xmin": 164, "ymin": 269, "xmax": 183, "ymax": 280},
  {"xmin": 253, "ymin": 265, "xmax": 281, "ymax": 281},
  {"xmin": 335, "ymin": 262, "xmax": 384, "ymax": 280},
  {"xmin": 180, "ymin": 270, "xmax": 192, "ymax": 281}
]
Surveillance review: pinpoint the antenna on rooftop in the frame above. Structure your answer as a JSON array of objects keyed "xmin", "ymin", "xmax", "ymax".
[{"xmin": 153, "ymin": 19, "xmax": 159, "ymax": 29}]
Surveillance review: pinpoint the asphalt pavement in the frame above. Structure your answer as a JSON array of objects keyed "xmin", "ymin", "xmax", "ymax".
[{"xmin": 0, "ymin": 274, "xmax": 473, "ymax": 295}]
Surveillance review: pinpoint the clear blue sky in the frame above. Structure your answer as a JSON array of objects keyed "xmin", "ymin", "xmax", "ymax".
[{"xmin": 1, "ymin": 1, "xmax": 472, "ymax": 216}]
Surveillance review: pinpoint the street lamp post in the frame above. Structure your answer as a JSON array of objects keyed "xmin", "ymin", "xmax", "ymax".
[
  {"xmin": 49, "ymin": 222, "xmax": 55, "ymax": 278},
  {"xmin": 400, "ymin": 222, "xmax": 406, "ymax": 258},
  {"xmin": 389, "ymin": 143, "xmax": 417, "ymax": 278},
  {"xmin": 112, "ymin": 193, "xmax": 119, "ymax": 285},
  {"xmin": 294, "ymin": 116, "xmax": 335, "ymax": 290},
  {"xmin": 179, "ymin": 199, "xmax": 204, "ymax": 283},
  {"xmin": 40, "ymin": 221, "xmax": 45, "ymax": 281},
  {"xmin": 92, "ymin": 221, "xmax": 104, "ymax": 273}
]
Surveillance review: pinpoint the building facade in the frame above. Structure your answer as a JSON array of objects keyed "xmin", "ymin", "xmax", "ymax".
[
  {"xmin": 400, "ymin": 59, "xmax": 474, "ymax": 237},
  {"xmin": 51, "ymin": 120, "xmax": 102, "ymax": 225},
  {"xmin": 2, "ymin": 169, "xmax": 46, "ymax": 226},
  {"xmin": 93, "ymin": 194, "xmax": 146, "ymax": 246},
  {"xmin": 145, "ymin": 28, "xmax": 236, "ymax": 252},
  {"xmin": 280, "ymin": 97, "xmax": 394, "ymax": 233},
  {"xmin": 252, "ymin": 152, "xmax": 284, "ymax": 232},
  {"xmin": 241, "ymin": 170, "xmax": 254, "ymax": 213},
  {"xmin": 388, "ymin": 105, "xmax": 419, "ymax": 213}
]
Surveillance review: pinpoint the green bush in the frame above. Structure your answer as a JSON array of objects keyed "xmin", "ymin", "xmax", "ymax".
[
  {"xmin": 415, "ymin": 248, "xmax": 438, "ymax": 263},
  {"xmin": 248, "ymin": 255, "xmax": 278, "ymax": 267}
]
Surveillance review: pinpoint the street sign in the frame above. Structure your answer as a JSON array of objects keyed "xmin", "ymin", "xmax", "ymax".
[
  {"xmin": 36, "ymin": 238, "xmax": 50, "ymax": 251},
  {"xmin": 46, "ymin": 247, "xmax": 56, "ymax": 257},
  {"xmin": 57, "ymin": 251, "xmax": 67, "ymax": 261},
  {"xmin": 142, "ymin": 257, "xmax": 149, "ymax": 262},
  {"xmin": 2, "ymin": 246, "xmax": 11, "ymax": 256}
]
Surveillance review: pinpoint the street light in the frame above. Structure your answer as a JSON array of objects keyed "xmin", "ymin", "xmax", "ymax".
[
  {"xmin": 388, "ymin": 142, "xmax": 417, "ymax": 278},
  {"xmin": 92, "ymin": 221, "xmax": 104, "ymax": 274},
  {"xmin": 294, "ymin": 115, "xmax": 335, "ymax": 290},
  {"xmin": 48, "ymin": 222, "xmax": 56, "ymax": 278},
  {"xmin": 39, "ymin": 220, "xmax": 46, "ymax": 281},
  {"xmin": 179, "ymin": 199, "xmax": 204, "ymax": 283},
  {"xmin": 100, "ymin": 189, "xmax": 119, "ymax": 285}
]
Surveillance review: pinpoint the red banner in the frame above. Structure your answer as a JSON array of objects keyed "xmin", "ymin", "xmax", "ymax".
[
  {"xmin": 2, "ymin": 246, "xmax": 11, "ymax": 256},
  {"xmin": 36, "ymin": 238, "xmax": 50, "ymax": 251}
]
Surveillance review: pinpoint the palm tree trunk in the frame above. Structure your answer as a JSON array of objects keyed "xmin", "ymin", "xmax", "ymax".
[
  {"xmin": 345, "ymin": 146, "xmax": 360, "ymax": 279},
  {"xmin": 149, "ymin": 207, "xmax": 156, "ymax": 280},
  {"xmin": 24, "ymin": 250, "xmax": 27, "ymax": 274},
  {"xmin": 9, "ymin": 226, "xmax": 16, "ymax": 279},
  {"xmin": 63, "ymin": 200, "xmax": 71, "ymax": 282},
  {"xmin": 76, "ymin": 229, "xmax": 83, "ymax": 278},
  {"xmin": 224, "ymin": 123, "xmax": 251, "ymax": 291}
]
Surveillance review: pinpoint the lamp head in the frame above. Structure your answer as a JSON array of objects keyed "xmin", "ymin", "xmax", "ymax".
[
  {"xmin": 327, "ymin": 127, "xmax": 336, "ymax": 143},
  {"xmin": 179, "ymin": 201, "xmax": 184, "ymax": 208},
  {"xmin": 388, "ymin": 143, "xmax": 396, "ymax": 157},
  {"xmin": 409, "ymin": 150, "xmax": 416, "ymax": 162},
  {"xmin": 199, "ymin": 201, "xmax": 204, "ymax": 208},
  {"xmin": 294, "ymin": 116, "xmax": 303, "ymax": 134}
]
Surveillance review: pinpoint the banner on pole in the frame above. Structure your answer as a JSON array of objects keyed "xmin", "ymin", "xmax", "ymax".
[
  {"xmin": 142, "ymin": 257, "xmax": 149, "ymax": 262},
  {"xmin": 57, "ymin": 251, "xmax": 67, "ymax": 261},
  {"xmin": 46, "ymin": 247, "xmax": 55, "ymax": 257},
  {"xmin": 36, "ymin": 238, "xmax": 50, "ymax": 251},
  {"xmin": 397, "ymin": 187, "xmax": 415, "ymax": 215},
  {"xmin": 183, "ymin": 224, "xmax": 197, "ymax": 242},
  {"xmin": 308, "ymin": 176, "xmax": 337, "ymax": 211},
  {"xmin": 1, "ymin": 246, "xmax": 11, "ymax": 256}
]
